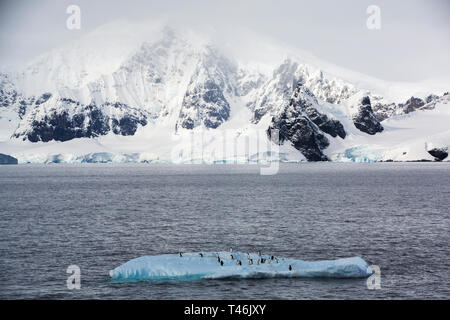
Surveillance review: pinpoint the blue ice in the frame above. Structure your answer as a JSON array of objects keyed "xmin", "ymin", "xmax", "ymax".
[{"xmin": 109, "ymin": 252, "xmax": 373, "ymax": 281}]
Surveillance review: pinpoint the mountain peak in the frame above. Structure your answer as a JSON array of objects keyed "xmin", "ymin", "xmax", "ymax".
[{"xmin": 1, "ymin": 19, "xmax": 448, "ymax": 163}]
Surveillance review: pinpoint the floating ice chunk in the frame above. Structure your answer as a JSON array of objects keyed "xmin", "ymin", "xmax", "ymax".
[{"xmin": 109, "ymin": 252, "xmax": 373, "ymax": 281}]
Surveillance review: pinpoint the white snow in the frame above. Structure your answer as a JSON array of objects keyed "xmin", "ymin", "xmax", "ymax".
[{"xmin": 327, "ymin": 95, "xmax": 450, "ymax": 162}]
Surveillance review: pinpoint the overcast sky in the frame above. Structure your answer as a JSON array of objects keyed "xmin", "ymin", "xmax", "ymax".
[{"xmin": 0, "ymin": 0, "xmax": 449, "ymax": 82}]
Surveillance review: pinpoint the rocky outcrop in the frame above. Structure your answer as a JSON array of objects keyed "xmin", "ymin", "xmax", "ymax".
[
  {"xmin": 293, "ymin": 85, "xmax": 346, "ymax": 139},
  {"xmin": 104, "ymin": 102, "xmax": 148, "ymax": 136},
  {"xmin": 267, "ymin": 83, "xmax": 346, "ymax": 161},
  {"xmin": 400, "ymin": 97, "xmax": 425, "ymax": 114},
  {"xmin": 372, "ymin": 94, "xmax": 441, "ymax": 122},
  {"xmin": 303, "ymin": 106, "xmax": 346, "ymax": 139},
  {"xmin": 353, "ymin": 96, "xmax": 384, "ymax": 135},
  {"xmin": 400, "ymin": 95, "xmax": 441, "ymax": 114},
  {"xmin": 14, "ymin": 99, "xmax": 147, "ymax": 142},
  {"xmin": 268, "ymin": 113, "xmax": 329, "ymax": 161},
  {"xmin": 372, "ymin": 101, "xmax": 397, "ymax": 122},
  {"xmin": 0, "ymin": 74, "xmax": 19, "ymax": 108},
  {"xmin": 248, "ymin": 59, "xmax": 357, "ymax": 124},
  {"xmin": 0, "ymin": 73, "xmax": 32, "ymax": 119},
  {"xmin": 250, "ymin": 60, "xmax": 299, "ymax": 123},
  {"xmin": 0, "ymin": 153, "xmax": 18, "ymax": 165},
  {"xmin": 427, "ymin": 147, "xmax": 448, "ymax": 161},
  {"xmin": 178, "ymin": 80, "xmax": 230, "ymax": 129},
  {"xmin": 177, "ymin": 49, "xmax": 234, "ymax": 130},
  {"xmin": 35, "ymin": 93, "xmax": 52, "ymax": 105}
]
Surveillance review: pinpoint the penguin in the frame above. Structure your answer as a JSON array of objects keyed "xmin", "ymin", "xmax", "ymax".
[
  {"xmin": 289, "ymin": 265, "xmax": 292, "ymax": 271},
  {"xmin": 199, "ymin": 253, "xmax": 203, "ymax": 258},
  {"xmin": 247, "ymin": 253, "xmax": 250, "ymax": 259},
  {"xmin": 249, "ymin": 259, "xmax": 253, "ymax": 265},
  {"xmin": 271, "ymin": 256, "xmax": 274, "ymax": 260},
  {"xmin": 258, "ymin": 251, "xmax": 262, "ymax": 257},
  {"xmin": 220, "ymin": 260, "xmax": 224, "ymax": 266},
  {"xmin": 237, "ymin": 260, "xmax": 242, "ymax": 266},
  {"xmin": 217, "ymin": 256, "xmax": 221, "ymax": 263},
  {"xmin": 275, "ymin": 258, "xmax": 279, "ymax": 263},
  {"xmin": 261, "ymin": 258, "xmax": 265, "ymax": 264},
  {"xmin": 229, "ymin": 247, "xmax": 233, "ymax": 253},
  {"xmin": 179, "ymin": 252, "xmax": 183, "ymax": 257},
  {"xmin": 231, "ymin": 254, "xmax": 234, "ymax": 260}
]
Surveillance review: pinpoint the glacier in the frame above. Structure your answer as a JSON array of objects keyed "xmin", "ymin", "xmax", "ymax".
[
  {"xmin": 109, "ymin": 252, "xmax": 373, "ymax": 281},
  {"xmin": 0, "ymin": 20, "xmax": 449, "ymax": 163}
]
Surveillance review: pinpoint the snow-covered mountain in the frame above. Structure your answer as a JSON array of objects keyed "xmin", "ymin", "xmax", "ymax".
[{"xmin": 0, "ymin": 20, "xmax": 449, "ymax": 163}]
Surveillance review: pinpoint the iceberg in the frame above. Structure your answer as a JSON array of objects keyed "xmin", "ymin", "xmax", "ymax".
[
  {"xmin": 109, "ymin": 252, "xmax": 373, "ymax": 282},
  {"xmin": 0, "ymin": 153, "xmax": 18, "ymax": 165}
]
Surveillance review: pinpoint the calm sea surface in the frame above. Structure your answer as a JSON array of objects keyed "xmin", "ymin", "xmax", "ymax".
[{"xmin": 0, "ymin": 163, "xmax": 449, "ymax": 299}]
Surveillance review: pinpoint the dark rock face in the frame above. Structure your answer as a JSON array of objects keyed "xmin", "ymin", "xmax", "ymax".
[
  {"xmin": 267, "ymin": 83, "xmax": 344, "ymax": 161},
  {"xmin": 0, "ymin": 73, "xmax": 33, "ymax": 119},
  {"xmin": 25, "ymin": 107, "xmax": 109, "ymax": 142},
  {"xmin": 290, "ymin": 84, "xmax": 346, "ymax": 139},
  {"xmin": 0, "ymin": 88, "xmax": 18, "ymax": 108},
  {"xmin": 253, "ymin": 108, "xmax": 267, "ymax": 124},
  {"xmin": 427, "ymin": 148, "xmax": 448, "ymax": 161},
  {"xmin": 400, "ymin": 97, "xmax": 425, "ymax": 114},
  {"xmin": 251, "ymin": 60, "xmax": 299, "ymax": 123},
  {"xmin": 0, "ymin": 74, "xmax": 18, "ymax": 108},
  {"xmin": 268, "ymin": 113, "xmax": 329, "ymax": 161},
  {"xmin": 353, "ymin": 96, "xmax": 384, "ymax": 135},
  {"xmin": 35, "ymin": 93, "xmax": 52, "ymax": 105},
  {"xmin": 373, "ymin": 94, "xmax": 440, "ymax": 122},
  {"xmin": 0, "ymin": 153, "xmax": 18, "ymax": 165},
  {"xmin": 425, "ymin": 94, "xmax": 439, "ymax": 104},
  {"xmin": 16, "ymin": 99, "xmax": 147, "ymax": 143},
  {"xmin": 372, "ymin": 101, "xmax": 396, "ymax": 122},
  {"xmin": 304, "ymin": 106, "xmax": 346, "ymax": 139},
  {"xmin": 177, "ymin": 48, "xmax": 234, "ymax": 130},
  {"xmin": 105, "ymin": 102, "xmax": 148, "ymax": 136},
  {"xmin": 202, "ymin": 80, "xmax": 230, "ymax": 128},
  {"xmin": 179, "ymin": 79, "xmax": 230, "ymax": 129},
  {"xmin": 111, "ymin": 116, "xmax": 146, "ymax": 135}
]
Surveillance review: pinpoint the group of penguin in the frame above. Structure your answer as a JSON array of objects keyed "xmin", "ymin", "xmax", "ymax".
[{"xmin": 179, "ymin": 248, "xmax": 293, "ymax": 271}]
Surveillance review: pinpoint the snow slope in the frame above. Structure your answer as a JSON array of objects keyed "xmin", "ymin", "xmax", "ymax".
[{"xmin": 327, "ymin": 94, "xmax": 450, "ymax": 162}]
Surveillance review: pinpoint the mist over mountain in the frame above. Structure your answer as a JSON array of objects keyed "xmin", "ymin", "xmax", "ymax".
[{"xmin": 0, "ymin": 20, "xmax": 449, "ymax": 163}]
